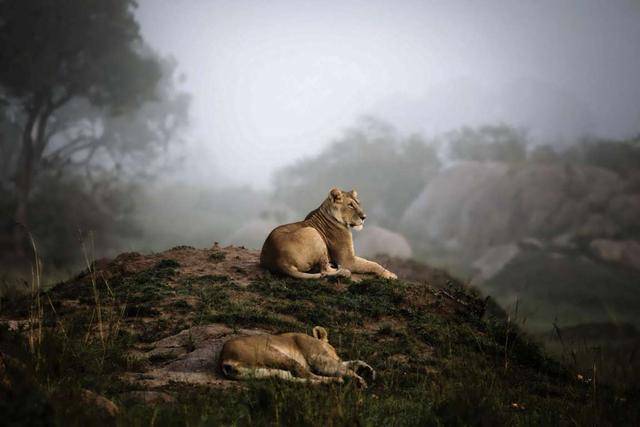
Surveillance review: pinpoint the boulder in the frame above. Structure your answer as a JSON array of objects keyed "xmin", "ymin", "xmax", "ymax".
[
  {"xmin": 551, "ymin": 233, "xmax": 577, "ymax": 250},
  {"xmin": 402, "ymin": 161, "xmax": 510, "ymax": 250},
  {"xmin": 354, "ymin": 225, "xmax": 413, "ymax": 259},
  {"xmin": 607, "ymin": 194, "xmax": 640, "ymax": 231},
  {"xmin": 590, "ymin": 239, "xmax": 640, "ymax": 270},
  {"xmin": 401, "ymin": 161, "xmax": 630, "ymax": 265}
]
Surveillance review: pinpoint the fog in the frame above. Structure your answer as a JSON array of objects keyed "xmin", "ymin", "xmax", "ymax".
[
  {"xmin": 137, "ymin": 0, "xmax": 640, "ymax": 187},
  {"xmin": 4, "ymin": 2, "xmax": 640, "ymax": 418}
]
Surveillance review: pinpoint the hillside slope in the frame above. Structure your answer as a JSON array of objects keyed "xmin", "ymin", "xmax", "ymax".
[{"xmin": 1, "ymin": 245, "xmax": 637, "ymax": 425}]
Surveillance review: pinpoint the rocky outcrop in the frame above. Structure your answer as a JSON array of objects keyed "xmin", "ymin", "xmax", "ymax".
[
  {"xmin": 401, "ymin": 161, "xmax": 635, "ymax": 271},
  {"xmin": 590, "ymin": 239, "xmax": 640, "ymax": 270},
  {"xmin": 124, "ymin": 324, "xmax": 266, "ymax": 389},
  {"xmin": 401, "ymin": 161, "xmax": 510, "ymax": 258}
]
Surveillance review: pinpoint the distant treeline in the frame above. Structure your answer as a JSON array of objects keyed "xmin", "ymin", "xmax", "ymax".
[{"xmin": 273, "ymin": 117, "xmax": 640, "ymax": 226}]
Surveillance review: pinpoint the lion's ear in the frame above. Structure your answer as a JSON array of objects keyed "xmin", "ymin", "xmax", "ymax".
[
  {"xmin": 350, "ymin": 189, "xmax": 358, "ymax": 199},
  {"xmin": 329, "ymin": 188, "xmax": 343, "ymax": 203},
  {"xmin": 313, "ymin": 326, "xmax": 329, "ymax": 342}
]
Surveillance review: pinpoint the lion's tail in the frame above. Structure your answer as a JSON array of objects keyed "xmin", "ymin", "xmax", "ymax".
[{"xmin": 280, "ymin": 265, "xmax": 324, "ymax": 279}]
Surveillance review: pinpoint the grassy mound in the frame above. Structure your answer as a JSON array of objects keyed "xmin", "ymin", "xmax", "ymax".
[{"xmin": 0, "ymin": 246, "xmax": 637, "ymax": 425}]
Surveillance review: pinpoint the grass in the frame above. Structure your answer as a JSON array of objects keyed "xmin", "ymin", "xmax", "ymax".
[{"xmin": 1, "ymin": 248, "xmax": 639, "ymax": 426}]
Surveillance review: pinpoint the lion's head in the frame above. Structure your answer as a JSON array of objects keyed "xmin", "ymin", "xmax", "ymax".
[
  {"xmin": 312, "ymin": 326, "xmax": 340, "ymax": 360},
  {"xmin": 328, "ymin": 188, "xmax": 367, "ymax": 231}
]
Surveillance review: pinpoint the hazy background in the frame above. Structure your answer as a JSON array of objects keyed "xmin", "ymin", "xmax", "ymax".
[
  {"xmin": 1, "ymin": 0, "xmax": 640, "ymax": 345},
  {"xmin": 136, "ymin": 0, "xmax": 640, "ymax": 186}
]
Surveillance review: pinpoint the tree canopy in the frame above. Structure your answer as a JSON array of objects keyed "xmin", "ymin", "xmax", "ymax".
[
  {"xmin": 273, "ymin": 117, "xmax": 441, "ymax": 228},
  {"xmin": 0, "ymin": 0, "xmax": 172, "ymax": 257},
  {"xmin": 0, "ymin": 0, "xmax": 160, "ymax": 111},
  {"xmin": 446, "ymin": 124, "xmax": 528, "ymax": 163}
]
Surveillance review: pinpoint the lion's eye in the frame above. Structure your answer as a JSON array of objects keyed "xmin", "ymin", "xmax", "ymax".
[{"xmin": 349, "ymin": 204, "xmax": 355, "ymax": 209}]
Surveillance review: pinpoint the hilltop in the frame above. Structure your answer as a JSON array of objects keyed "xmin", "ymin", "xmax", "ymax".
[{"xmin": 0, "ymin": 244, "xmax": 637, "ymax": 425}]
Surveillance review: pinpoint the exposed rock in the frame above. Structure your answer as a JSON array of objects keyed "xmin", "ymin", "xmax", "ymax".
[
  {"xmin": 607, "ymin": 194, "xmax": 640, "ymax": 231},
  {"xmin": 551, "ymin": 233, "xmax": 577, "ymax": 250},
  {"xmin": 401, "ymin": 161, "xmax": 630, "ymax": 266},
  {"xmin": 590, "ymin": 239, "xmax": 640, "ymax": 270},
  {"xmin": 354, "ymin": 225, "xmax": 413, "ymax": 259},
  {"xmin": 402, "ymin": 161, "xmax": 510, "ymax": 256},
  {"xmin": 121, "ymin": 370, "xmax": 234, "ymax": 389},
  {"xmin": 125, "ymin": 324, "xmax": 267, "ymax": 389}
]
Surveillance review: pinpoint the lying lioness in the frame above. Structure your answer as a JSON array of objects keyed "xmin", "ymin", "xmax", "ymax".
[
  {"xmin": 260, "ymin": 188, "xmax": 397, "ymax": 279},
  {"xmin": 219, "ymin": 326, "xmax": 375, "ymax": 387}
]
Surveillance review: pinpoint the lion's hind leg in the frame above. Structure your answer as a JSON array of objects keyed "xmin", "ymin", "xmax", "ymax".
[
  {"xmin": 234, "ymin": 366, "xmax": 310, "ymax": 382},
  {"xmin": 252, "ymin": 368, "xmax": 343, "ymax": 385},
  {"xmin": 221, "ymin": 360, "xmax": 343, "ymax": 385},
  {"xmin": 221, "ymin": 359, "xmax": 303, "ymax": 381}
]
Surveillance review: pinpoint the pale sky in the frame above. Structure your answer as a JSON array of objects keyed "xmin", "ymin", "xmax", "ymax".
[{"xmin": 137, "ymin": 0, "xmax": 640, "ymax": 188}]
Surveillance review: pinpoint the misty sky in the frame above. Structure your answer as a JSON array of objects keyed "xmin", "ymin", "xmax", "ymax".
[{"xmin": 137, "ymin": 0, "xmax": 640, "ymax": 188}]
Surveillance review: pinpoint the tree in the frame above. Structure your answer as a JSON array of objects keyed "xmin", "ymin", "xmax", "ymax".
[
  {"xmin": 0, "ymin": 0, "xmax": 162, "ymax": 255},
  {"xmin": 41, "ymin": 54, "xmax": 190, "ymax": 182},
  {"xmin": 273, "ymin": 117, "xmax": 441, "ymax": 228},
  {"xmin": 446, "ymin": 124, "xmax": 528, "ymax": 163}
]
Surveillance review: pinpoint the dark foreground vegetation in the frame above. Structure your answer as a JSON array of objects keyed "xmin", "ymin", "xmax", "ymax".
[{"xmin": 1, "ymin": 246, "xmax": 637, "ymax": 426}]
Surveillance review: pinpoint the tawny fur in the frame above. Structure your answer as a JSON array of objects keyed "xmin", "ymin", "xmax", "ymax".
[
  {"xmin": 260, "ymin": 188, "xmax": 397, "ymax": 280},
  {"xmin": 219, "ymin": 326, "xmax": 375, "ymax": 387}
]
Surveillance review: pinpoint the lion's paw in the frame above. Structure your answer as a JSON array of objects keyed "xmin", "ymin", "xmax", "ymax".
[
  {"xmin": 354, "ymin": 375, "xmax": 368, "ymax": 389},
  {"xmin": 337, "ymin": 268, "xmax": 351, "ymax": 278},
  {"xmin": 381, "ymin": 270, "xmax": 397, "ymax": 280}
]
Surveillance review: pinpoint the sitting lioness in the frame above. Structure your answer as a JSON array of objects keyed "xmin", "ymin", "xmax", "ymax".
[
  {"xmin": 219, "ymin": 326, "xmax": 375, "ymax": 387},
  {"xmin": 260, "ymin": 188, "xmax": 397, "ymax": 279}
]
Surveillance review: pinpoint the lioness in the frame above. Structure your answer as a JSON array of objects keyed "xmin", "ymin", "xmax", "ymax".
[
  {"xmin": 219, "ymin": 326, "xmax": 375, "ymax": 387},
  {"xmin": 260, "ymin": 188, "xmax": 397, "ymax": 279}
]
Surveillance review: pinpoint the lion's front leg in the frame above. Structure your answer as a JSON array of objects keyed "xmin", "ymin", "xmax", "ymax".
[
  {"xmin": 308, "ymin": 354, "xmax": 347, "ymax": 377},
  {"xmin": 346, "ymin": 256, "xmax": 397, "ymax": 279}
]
